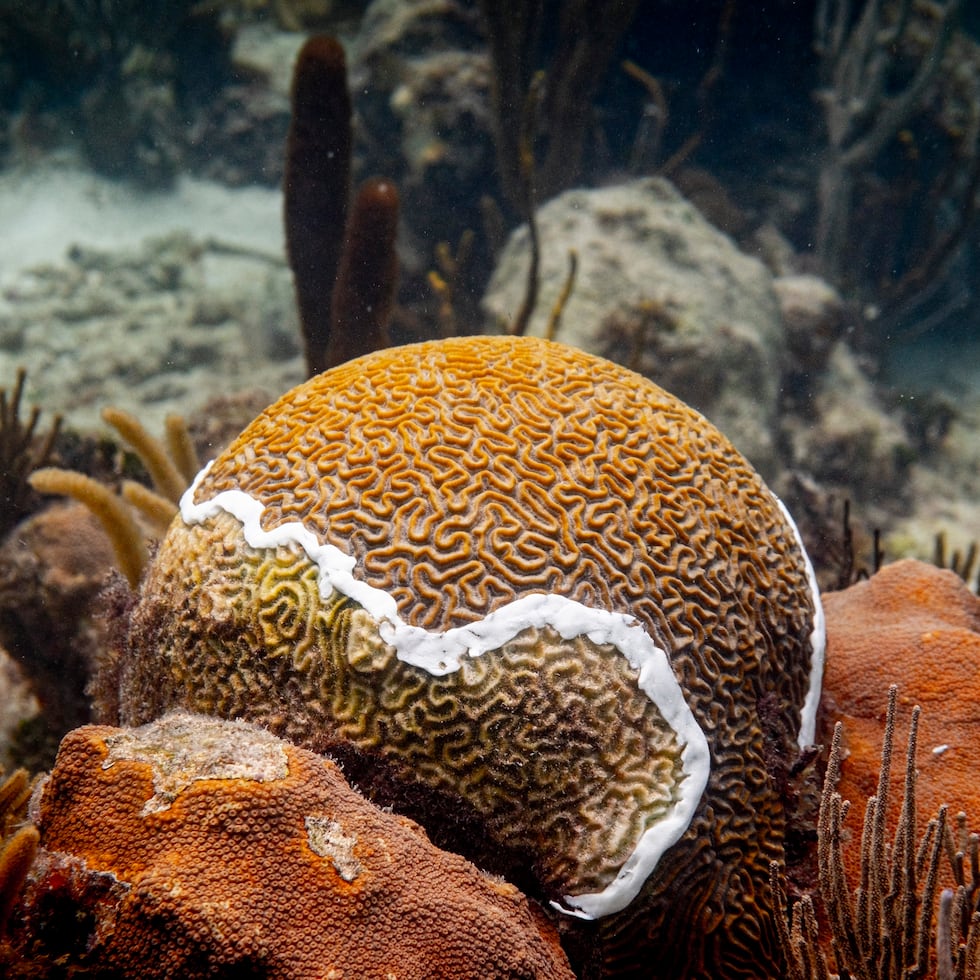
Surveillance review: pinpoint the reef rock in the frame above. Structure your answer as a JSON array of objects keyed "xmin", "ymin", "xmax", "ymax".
[
  {"xmin": 3, "ymin": 712, "xmax": 573, "ymax": 980},
  {"xmin": 0, "ymin": 646, "xmax": 39, "ymax": 771},
  {"xmin": 0, "ymin": 501, "xmax": 116, "ymax": 750},
  {"xmin": 481, "ymin": 177, "xmax": 786, "ymax": 473},
  {"xmin": 772, "ymin": 273, "xmax": 844, "ymax": 379},
  {"xmin": 780, "ymin": 341, "xmax": 913, "ymax": 522}
]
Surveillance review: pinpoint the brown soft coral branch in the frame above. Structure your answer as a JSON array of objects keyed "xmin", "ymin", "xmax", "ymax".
[
  {"xmin": 0, "ymin": 368, "xmax": 63, "ymax": 538},
  {"xmin": 325, "ymin": 177, "xmax": 400, "ymax": 368},
  {"xmin": 284, "ymin": 36, "xmax": 352, "ymax": 378},
  {"xmin": 284, "ymin": 37, "xmax": 402, "ymax": 376}
]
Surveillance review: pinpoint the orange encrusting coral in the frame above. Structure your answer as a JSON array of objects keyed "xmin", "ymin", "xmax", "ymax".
[
  {"xmin": 5, "ymin": 713, "xmax": 574, "ymax": 980},
  {"xmin": 819, "ymin": 558, "xmax": 980, "ymax": 885}
]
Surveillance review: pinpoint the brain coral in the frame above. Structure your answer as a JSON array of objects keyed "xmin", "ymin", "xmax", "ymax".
[
  {"xmin": 4, "ymin": 713, "xmax": 573, "ymax": 979},
  {"xmin": 119, "ymin": 335, "xmax": 824, "ymax": 978}
]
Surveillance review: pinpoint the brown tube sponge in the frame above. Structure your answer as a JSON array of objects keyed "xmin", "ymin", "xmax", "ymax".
[
  {"xmin": 325, "ymin": 177, "xmax": 400, "ymax": 370},
  {"xmin": 284, "ymin": 35, "xmax": 352, "ymax": 378}
]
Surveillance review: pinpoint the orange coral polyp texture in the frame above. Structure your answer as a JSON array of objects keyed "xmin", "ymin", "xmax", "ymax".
[
  {"xmin": 218, "ymin": 338, "xmax": 730, "ymax": 630},
  {"xmin": 125, "ymin": 335, "xmax": 823, "ymax": 973},
  {"xmin": 15, "ymin": 714, "xmax": 574, "ymax": 979}
]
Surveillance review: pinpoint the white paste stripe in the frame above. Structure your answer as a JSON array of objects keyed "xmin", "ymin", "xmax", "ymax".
[
  {"xmin": 179, "ymin": 464, "xmax": 711, "ymax": 919},
  {"xmin": 775, "ymin": 496, "xmax": 825, "ymax": 749}
]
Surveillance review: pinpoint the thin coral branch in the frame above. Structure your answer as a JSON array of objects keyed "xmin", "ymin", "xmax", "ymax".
[
  {"xmin": 771, "ymin": 861, "xmax": 803, "ymax": 980},
  {"xmin": 164, "ymin": 413, "xmax": 200, "ymax": 485},
  {"xmin": 545, "ymin": 249, "xmax": 578, "ymax": 342},
  {"xmin": 0, "ymin": 824, "xmax": 38, "ymax": 936},
  {"xmin": 919, "ymin": 809, "xmax": 950, "ymax": 975},
  {"xmin": 102, "ymin": 407, "xmax": 187, "ymax": 505},
  {"xmin": 25, "ymin": 404, "xmax": 193, "ymax": 589},
  {"xmin": 427, "ymin": 232, "xmax": 476, "ymax": 339},
  {"xmin": 889, "ymin": 706, "xmax": 920, "ymax": 976},
  {"xmin": 0, "ymin": 368, "xmax": 63, "ymax": 537},
  {"xmin": 938, "ymin": 888, "xmax": 958, "ymax": 980},
  {"xmin": 0, "ymin": 766, "xmax": 38, "ymax": 937},
  {"xmin": 478, "ymin": 0, "xmax": 639, "ymax": 206},
  {"xmin": 476, "ymin": 0, "xmax": 544, "ymax": 210},
  {"xmin": 798, "ymin": 686, "xmax": 980, "ymax": 980},
  {"xmin": 0, "ymin": 770, "xmax": 31, "ymax": 837},
  {"xmin": 820, "ymin": 721, "xmax": 863, "ymax": 968},
  {"xmin": 121, "ymin": 480, "xmax": 178, "ymax": 537},
  {"xmin": 535, "ymin": 0, "xmax": 640, "ymax": 199},
  {"xmin": 966, "ymin": 912, "xmax": 980, "ymax": 978},
  {"xmin": 772, "ymin": 860, "xmax": 834, "ymax": 980},
  {"xmin": 812, "ymin": 0, "xmax": 964, "ymax": 281},
  {"xmin": 508, "ymin": 71, "xmax": 545, "ymax": 338},
  {"xmin": 934, "ymin": 532, "xmax": 980, "ymax": 594},
  {"xmin": 623, "ymin": 59, "xmax": 669, "ymax": 171}
]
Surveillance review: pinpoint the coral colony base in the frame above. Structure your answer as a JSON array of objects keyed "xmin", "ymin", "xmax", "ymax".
[{"xmin": 115, "ymin": 335, "xmax": 825, "ymax": 977}]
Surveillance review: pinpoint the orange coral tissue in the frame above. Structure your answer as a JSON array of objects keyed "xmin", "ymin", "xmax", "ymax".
[{"xmin": 5, "ymin": 712, "xmax": 574, "ymax": 979}]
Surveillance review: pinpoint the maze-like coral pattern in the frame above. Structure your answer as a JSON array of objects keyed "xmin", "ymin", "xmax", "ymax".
[
  {"xmin": 125, "ymin": 336, "xmax": 820, "ymax": 979},
  {"xmin": 201, "ymin": 339, "xmax": 775, "ymax": 634},
  {"xmin": 138, "ymin": 511, "xmax": 687, "ymax": 899},
  {"xmin": 193, "ymin": 337, "xmax": 816, "ymax": 754}
]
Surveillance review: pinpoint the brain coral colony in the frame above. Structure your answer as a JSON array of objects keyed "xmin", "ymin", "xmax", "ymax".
[{"xmin": 94, "ymin": 334, "xmax": 821, "ymax": 979}]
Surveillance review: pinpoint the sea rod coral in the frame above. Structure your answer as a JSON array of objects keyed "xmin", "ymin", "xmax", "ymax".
[
  {"xmin": 774, "ymin": 685, "xmax": 980, "ymax": 980},
  {"xmin": 110, "ymin": 333, "xmax": 825, "ymax": 978}
]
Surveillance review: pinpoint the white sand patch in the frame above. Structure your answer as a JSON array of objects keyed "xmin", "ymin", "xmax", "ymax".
[
  {"xmin": 0, "ymin": 160, "xmax": 303, "ymax": 434},
  {"xmin": 0, "ymin": 161, "xmax": 284, "ymax": 291}
]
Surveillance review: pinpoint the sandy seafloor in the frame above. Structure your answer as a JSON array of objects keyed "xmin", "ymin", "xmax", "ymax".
[
  {"xmin": 0, "ymin": 161, "xmax": 284, "ymax": 276},
  {"xmin": 0, "ymin": 158, "xmax": 304, "ymax": 433}
]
